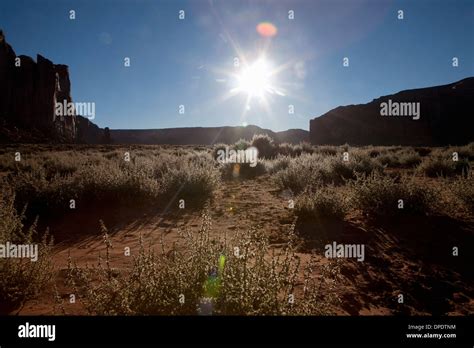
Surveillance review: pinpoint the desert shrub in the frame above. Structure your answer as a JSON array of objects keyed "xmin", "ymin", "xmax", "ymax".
[
  {"xmin": 233, "ymin": 138, "xmax": 251, "ymax": 151},
  {"xmin": 322, "ymin": 154, "xmax": 383, "ymax": 184},
  {"xmin": 42, "ymin": 153, "xmax": 79, "ymax": 178},
  {"xmin": 264, "ymin": 155, "xmax": 291, "ymax": 174},
  {"xmin": 160, "ymin": 155, "xmax": 220, "ymax": 206},
  {"xmin": 454, "ymin": 159, "xmax": 471, "ymax": 175},
  {"xmin": 377, "ymin": 154, "xmax": 400, "ymax": 167},
  {"xmin": 386, "ymin": 146, "xmax": 404, "ymax": 153},
  {"xmin": 103, "ymin": 150, "xmax": 122, "ymax": 160},
  {"xmin": 275, "ymin": 153, "xmax": 382, "ymax": 193},
  {"xmin": 12, "ymin": 160, "xmax": 162, "ymax": 216},
  {"xmin": 0, "ymin": 152, "xmax": 36, "ymax": 173},
  {"xmin": 251, "ymin": 134, "xmax": 277, "ymax": 159},
  {"xmin": 276, "ymin": 142, "xmax": 314, "ymax": 157},
  {"xmin": 398, "ymin": 151, "xmax": 422, "ymax": 167},
  {"xmin": 340, "ymin": 143, "xmax": 350, "ymax": 152},
  {"xmin": 451, "ymin": 170, "xmax": 474, "ymax": 212},
  {"xmin": 417, "ymin": 157, "xmax": 456, "ymax": 177},
  {"xmin": 66, "ymin": 215, "xmax": 341, "ymax": 315},
  {"xmin": 298, "ymin": 142, "xmax": 315, "ymax": 154},
  {"xmin": 11, "ymin": 169, "xmax": 78, "ymax": 216},
  {"xmin": 313, "ymin": 145, "xmax": 338, "ymax": 156},
  {"xmin": 276, "ymin": 143, "xmax": 301, "ymax": 157},
  {"xmin": 78, "ymin": 162, "xmax": 161, "ymax": 203},
  {"xmin": 324, "ymin": 160, "xmax": 355, "ymax": 182},
  {"xmin": 378, "ymin": 150, "xmax": 421, "ymax": 168},
  {"xmin": 458, "ymin": 142, "xmax": 474, "ymax": 160},
  {"xmin": 438, "ymin": 144, "xmax": 474, "ymax": 161},
  {"xmin": 10, "ymin": 150, "xmax": 220, "ymax": 214},
  {"xmin": 413, "ymin": 147, "xmax": 432, "ymax": 157},
  {"xmin": 0, "ymin": 191, "xmax": 53, "ymax": 312},
  {"xmin": 295, "ymin": 186, "xmax": 348, "ymax": 221},
  {"xmin": 349, "ymin": 154, "xmax": 383, "ymax": 174},
  {"xmin": 349, "ymin": 173, "xmax": 437, "ymax": 217},
  {"xmin": 274, "ymin": 154, "xmax": 325, "ymax": 194},
  {"xmin": 367, "ymin": 147, "xmax": 381, "ymax": 158}
]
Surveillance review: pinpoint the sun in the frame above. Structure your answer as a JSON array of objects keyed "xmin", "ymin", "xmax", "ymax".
[
  {"xmin": 211, "ymin": 52, "xmax": 289, "ymax": 120},
  {"xmin": 235, "ymin": 58, "xmax": 273, "ymax": 99}
]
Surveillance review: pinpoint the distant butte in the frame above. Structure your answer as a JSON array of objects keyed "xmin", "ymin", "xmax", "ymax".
[{"xmin": 310, "ymin": 78, "xmax": 474, "ymax": 146}]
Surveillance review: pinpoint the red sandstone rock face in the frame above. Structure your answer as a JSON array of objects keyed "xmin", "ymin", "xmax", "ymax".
[
  {"xmin": 53, "ymin": 64, "xmax": 77, "ymax": 140},
  {"xmin": 309, "ymin": 78, "xmax": 474, "ymax": 146},
  {"xmin": 0, "ymin": 31, "xmax": 97, "ymax": 143}
]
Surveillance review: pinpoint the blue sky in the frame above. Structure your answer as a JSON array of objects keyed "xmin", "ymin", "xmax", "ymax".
[{"xmin": 1, "ymin": 0, "xmax": 473, "ymax": 131}]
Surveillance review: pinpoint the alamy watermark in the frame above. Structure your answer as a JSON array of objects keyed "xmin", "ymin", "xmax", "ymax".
[
  {"xmin": 55, "ymin": 100, "xmax": 96, "ymax": 120},
  {"xmin": 215, "ymin": 146, "xmax": 258, "ymax": 167},
  {"xmin": 325, "ymin": 242, "xmax": 365, "ymax": 262},
  {"xmin": 18, "ymin": 322, "xmax": 55, "ymax": 341},
  {"xmin": 0, "ymin": 242, "xmax": 38, "ymax": 262},
  {"xmin": 380, "ymin": 99, "xmax": 420, "ymax": 120}
]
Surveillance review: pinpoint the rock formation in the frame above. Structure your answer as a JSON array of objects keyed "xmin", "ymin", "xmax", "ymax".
[
  {"xmin": 0, "ymin": 30, "xmax": 104, "ymax": 143},
  {"xmin": 310, "ymin": 78, "xmax": 474, "ymax": 146}
]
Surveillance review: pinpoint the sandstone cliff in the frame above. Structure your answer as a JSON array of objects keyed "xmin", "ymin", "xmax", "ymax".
[
  {"xmin": 0, "ymin": 30, "xmax": 104, "ymax": 143},
  {"xmin": 309, "ymin": 78, "xmax": 474, "ymax": 146}
]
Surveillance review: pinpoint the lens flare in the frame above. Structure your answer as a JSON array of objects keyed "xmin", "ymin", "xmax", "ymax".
[{"xmin": 256, "ymin": 22, "xmax": 277, "ymax": 38}]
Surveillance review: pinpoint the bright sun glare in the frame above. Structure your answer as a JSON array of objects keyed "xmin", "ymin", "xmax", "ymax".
[
  {"xmin": 216, "ymin": 52, "xmax": 288, "ymax": 119},
  {"xmin": 236, "ymin": 59, "xmax": 273, "ymax": 99},
  {"xmin": 207, "ymin": 21, "xmax": 292, "ymax": 122}
]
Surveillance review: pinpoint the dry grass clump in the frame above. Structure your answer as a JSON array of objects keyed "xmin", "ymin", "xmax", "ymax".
[
  {"xmin": 295, "ymin": 142, "xmax": 315, "ymax": 155},
  {"xmin": 12, "ymin": 159, "xmax": 161, "ymax": 216},
  {"xmin": 412, "ymin": 147, "xmax": 431, "ymax": 157},
  {"xmin": 295, "ymin": 186, "xmax": 348, "ymax": 221},
  {"xmin": 274, "ymin": 154, "xmax": 325, "ymax": 194},
  {"xmin": 275, "ymin": 152, "xmax": 383, "ymax": 194},
  {"xmin": 398, "ymin": 150, "xmax": 422, "ymax": 167},
  {"xmin": 348, "ymin": 173, "xmax": 438, "ymax": 217},
  {"xmin": 160, "ymin": 154, "xmax": 220, "ymax": 207},
  {"xmin": 376, "ymin": 153, "xmax": 400, "ymax": 167},
  {"xmin": 274, "ymin": 142, "xmax": 314, "ymax": 157},
  {"xmin": 66, "ymin": 215, "xmax": 341, "ymax": 315},
  {"xmin": 212, "ymin": 138, "xmax": 315, "ymax": 160},
  {"xmin": 423, "ymin": 146, "xmax": 473, "ymax": 176},
  {"xmin": 451, "ymin": 170, "xmax": 474, "ymax": 212},
  {"xmin": 0, "ymin": 191, "xmax": 53, "ymax": 312},
  {"xmin": 456, "ymin": 143, "xmax": 474, "ymax": 161},
  {"xmin": 233, "ymin": 138, "xmax": 251, "ymax": 151},
  {"xmin": 325, "ymin": 153, "xmax": 383, "ymax": 183},
  {"xmin": 434, "ymin": 143, "xmax": 474, "ymax": 161},
  {"xmin": 264, "ymin": 155, "xmax": 292, "ymax": 174},
  {"xmin": 416, "ymin": 156, "xmax": 461, "ymax": 177},
  {"xmin": 7, "ymin": 149, "xmax": 221, "ymax": 215},
  {"xmin": 250, "ymin": 134, "xmax": 277, "ymax": 159},
  {"xmin": 313, "ymin": 145, "xmax": 338, "ymax": 156},
  {"xmin": 276, "ymin": 143, "xmax": 302, "ymax": 157},
  {"xmin": 377, "ymin": 149, "xmax": 421, "ymax": 168}
]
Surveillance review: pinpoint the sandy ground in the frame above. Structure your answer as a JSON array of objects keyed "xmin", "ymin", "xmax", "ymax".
[{"xmin": 16, "ymin": 174, "xmax": 474, "ymax": 316}]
